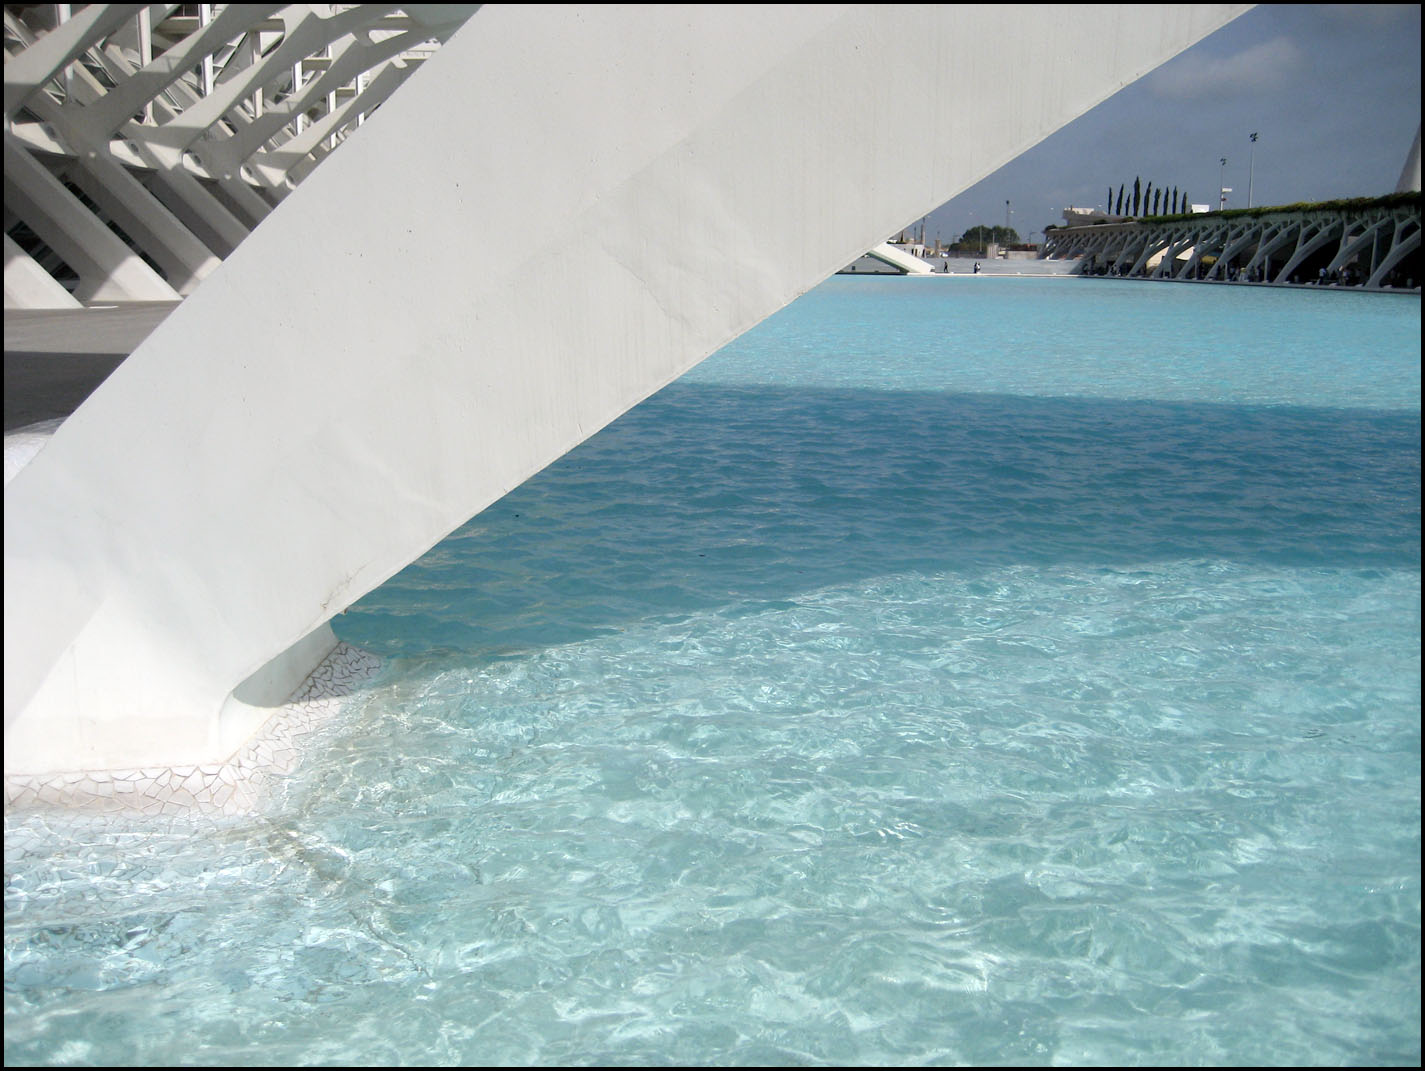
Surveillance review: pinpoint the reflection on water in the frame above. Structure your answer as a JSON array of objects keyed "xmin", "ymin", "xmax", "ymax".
[{"xmin": 350, "ymin": 383, "xmax": 1419, "ymax": 660}]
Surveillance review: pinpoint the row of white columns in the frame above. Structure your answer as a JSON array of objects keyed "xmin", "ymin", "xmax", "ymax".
[{"xmin": 1045, "ymin": 209, "xmax": 1420, "ymax": 288}]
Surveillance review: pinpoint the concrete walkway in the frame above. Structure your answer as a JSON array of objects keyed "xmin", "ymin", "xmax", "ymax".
[{"xmin": 4, "ymin": 302, "xmax": 178, "ymax": 431}]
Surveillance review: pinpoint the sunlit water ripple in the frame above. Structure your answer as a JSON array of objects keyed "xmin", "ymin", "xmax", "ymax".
[{"xmin": 6, "ymin": 278, "xmax": 1420, "ymax": 1065}]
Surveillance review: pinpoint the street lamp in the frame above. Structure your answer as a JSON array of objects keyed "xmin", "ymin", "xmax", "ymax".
[
  {"xmin": 1219, "ymin": 156, "xmax": 1228, "ymax": 210},
  {"xmin": 1247, "ymin": 132, "xmax": 1258, "ymax": 208}
]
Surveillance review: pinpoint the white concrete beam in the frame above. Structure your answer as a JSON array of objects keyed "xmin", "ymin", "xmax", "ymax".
[
  {"xmin": 1366, "ymin": 219, "xmax": 1420, "ymax": 287},
  {"xmin": 1326, "ymin": 218, "xmax": 1391, "ymax": 275},
  {"xmin": 96, "ymin": 43, "xmax": 257, "ymax": 254},
  {"xmin": 4, "ymin": 233, "xmax": 82, "ymax": 309},
  {"xmin": 17, "ymin": 87, "xmax": 223, "ymax": 292},
  {"xmin": 204, "ymin": 27, "xmax": 431, "ymax": 184},
  {"xmin": 58, "ymin": 150, "xmax": 222, "ymax": 294},
  {"xmin": 1276, "ymin": 220, "xmax": 1340, "ymax": 282},
  {"xmin": 78, "ymin": 4, "xmax": 285, "ymax": 138},
  {"xmin": 2, "ymin": 3, "xmax": 147, "ymax": 117},
  {"xmin": 3, "ymin": 135, "xmax": 179, "ymax": 303}
]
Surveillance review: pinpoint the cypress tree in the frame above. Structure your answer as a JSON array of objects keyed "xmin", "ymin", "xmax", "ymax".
[
  {"xmin": 1152, "ymin": 189, "xmax": 1161, "ymax": 214},
  {"xmin": 1132, "ymin": 177, "xmax": 1141, "ymax": 215},
  {"xmin": 1116, "ymin": 184, "xmax": 1125, "ymax": 215},
  {"xmin": 1144, "ymin": 181, "xmax": 1153, "ymax": 215}
]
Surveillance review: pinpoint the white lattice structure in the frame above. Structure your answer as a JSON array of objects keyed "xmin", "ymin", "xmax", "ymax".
[
  {"xmin": 5, "ymin": 5, "xmax": 1251, "ymax": 811},
  {"xmin": 4, "ymin": 4, "xmax": 477, "ymax": 308}
]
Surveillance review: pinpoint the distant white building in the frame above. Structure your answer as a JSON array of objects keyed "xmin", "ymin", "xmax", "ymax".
[{"xmin": 1061, "ymin": 206, "xmax": 1121, "ymax": 225}]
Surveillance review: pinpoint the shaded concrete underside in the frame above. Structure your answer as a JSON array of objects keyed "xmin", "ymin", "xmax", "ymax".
[{"xmin": 4, "ymin": 303, "xmax": 174, "ymax": 430}]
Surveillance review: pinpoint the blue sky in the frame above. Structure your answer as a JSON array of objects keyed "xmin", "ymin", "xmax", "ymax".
[{"xmin": 917, "ymin": 4, "xmax": 1421, "ymax": 246}]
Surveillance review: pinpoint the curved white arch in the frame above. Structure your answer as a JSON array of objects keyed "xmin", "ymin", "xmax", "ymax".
[{"xmin": 5, "ymin": 5, "xmax": 1250, "ymax": 775}]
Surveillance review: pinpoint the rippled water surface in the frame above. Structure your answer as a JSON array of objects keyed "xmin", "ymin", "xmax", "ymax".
[{"xmin": 6, "ymin": 278, "xmax": 1420, "ymax": 1065}]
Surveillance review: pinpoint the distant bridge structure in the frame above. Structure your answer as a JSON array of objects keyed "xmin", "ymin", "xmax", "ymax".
[{"xmin": 1042, "ymin": 198, "xmax": 1421, "ymax": 289}]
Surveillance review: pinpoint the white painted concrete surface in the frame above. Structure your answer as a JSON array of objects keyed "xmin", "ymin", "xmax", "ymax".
[{"xmin": 5, "ymin": 5, "xmax": 1250, "ymax": 777}]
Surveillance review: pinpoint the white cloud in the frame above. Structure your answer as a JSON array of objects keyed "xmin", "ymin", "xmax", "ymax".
[
  {"xmin": 1148, "ymin": 37, "xmax": 1304, "ymax": 99},
  {"xmin": 1320, "ymin": 4, "xmax": 1416, "ymax": 29}
]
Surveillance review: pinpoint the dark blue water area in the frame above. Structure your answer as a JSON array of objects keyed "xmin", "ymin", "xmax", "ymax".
[{"xmin": 338, "ymin": 382, "xmax": 1421, "ymax": 660}]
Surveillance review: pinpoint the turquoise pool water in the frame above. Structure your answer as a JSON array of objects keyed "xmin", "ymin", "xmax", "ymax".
[{"xmin": 5, "ymin": 277, "xmax": 1420, "ymax": 1065}]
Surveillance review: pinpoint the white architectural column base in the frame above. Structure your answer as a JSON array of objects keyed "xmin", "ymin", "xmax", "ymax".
[{"xmin": 3, "ymin": 642, "xmax": 380, "ymax": 817}]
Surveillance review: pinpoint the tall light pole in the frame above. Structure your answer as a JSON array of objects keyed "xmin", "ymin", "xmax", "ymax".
[
  {"xmin": 1219, "ymin": 156, "xmax": 1228, "ymax": 210},
  {"xmin": 1247, "ymin": 132, "xmax": 1258, "ymax": 208}
]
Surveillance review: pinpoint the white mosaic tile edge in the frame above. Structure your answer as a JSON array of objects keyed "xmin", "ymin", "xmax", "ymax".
[{"xmin": 3, "ymin": 642, "xmax": 380, "ymax": 818}]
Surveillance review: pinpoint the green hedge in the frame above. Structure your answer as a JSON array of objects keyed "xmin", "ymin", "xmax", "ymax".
[{"xmin": 1129, "ymin": 191, "xmax": 1420, "ymax": 224}]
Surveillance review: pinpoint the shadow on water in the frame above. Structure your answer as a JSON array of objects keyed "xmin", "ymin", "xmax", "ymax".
[{"xmin": 339, "ymin": 381, "xmax": 1421, "ymax": 659}]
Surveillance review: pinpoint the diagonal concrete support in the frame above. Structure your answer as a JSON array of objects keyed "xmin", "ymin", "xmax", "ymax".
[
  {"xmin": 1276, "ymin": 219, "xmax": 1344, "ymax": 282},
  {"xmin": 1243, "ymin": 223, "xmax": 1295, "ymax": 280},
  {"xmin": 1326, "ymin": 219, "xmax": 1391, "ymax": 275},
  {"xmin": 18, "ymin": 90, "xmax": 222, "ymax": 293},
  {"xmin": 1365, "ymin": 218, "xmax": 1420, "ymax": 287},
  {"xmin": 2, "ymin": 4, "xmax": 148, "ymax": 116},
  {"xmin": 75, "ymin": 4, "xmax": 284, "ymax": 139},
  {"xmin": 4, "ymin": 233, "xmax": 83, "ymax": 309},
  {"xmin": 1208, "ymin": 223, "xmax": 1258, "ymax": 278},
  {"xmin": 3, "ymin": 136, "xmax": 180, "ymax": 303}
]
